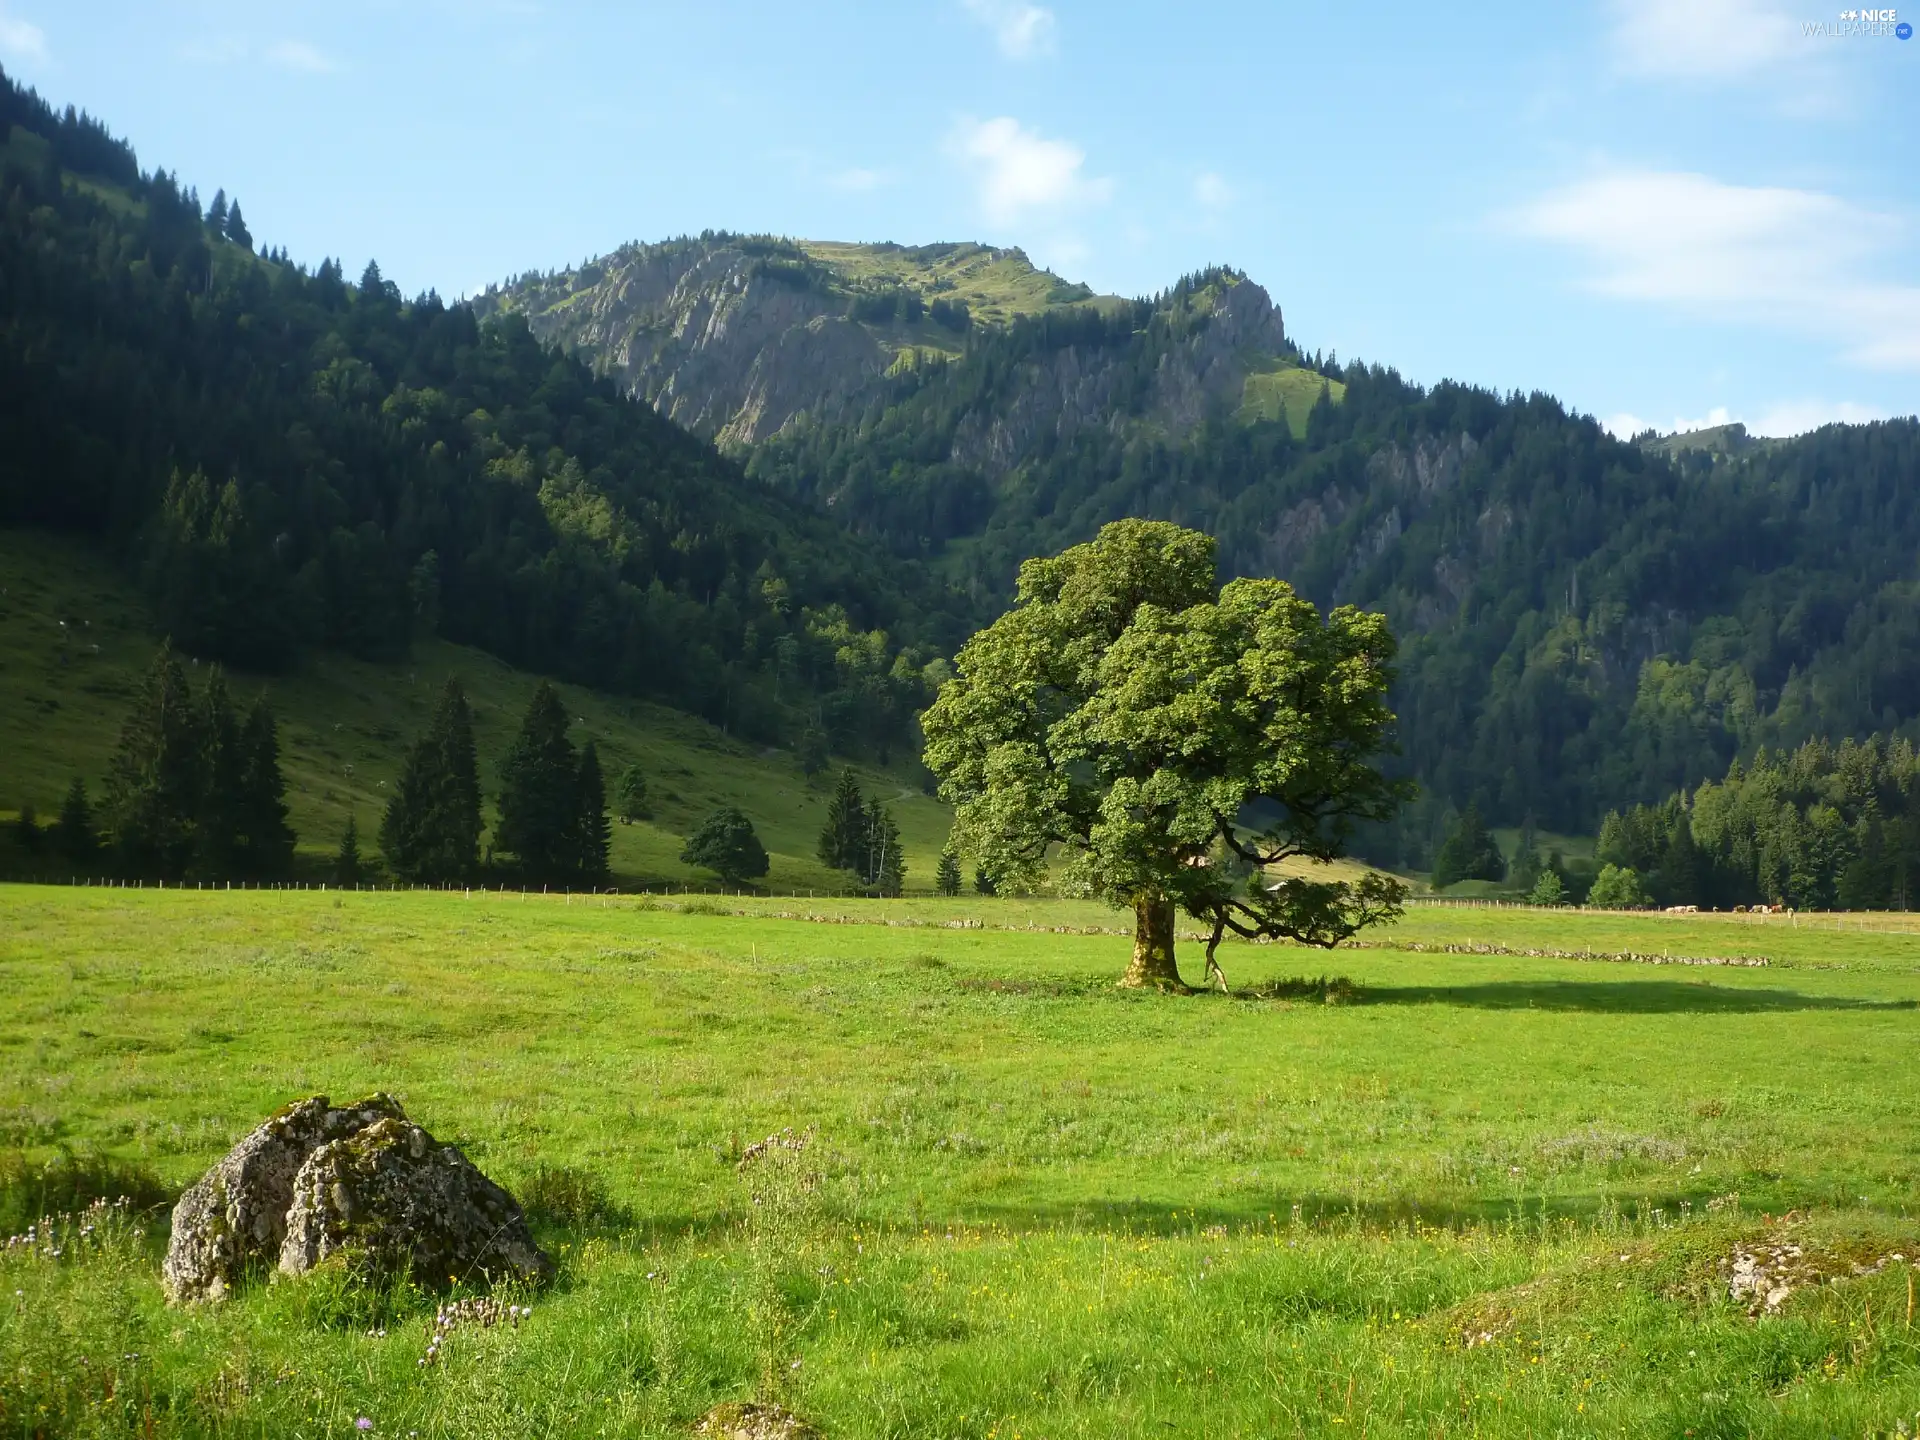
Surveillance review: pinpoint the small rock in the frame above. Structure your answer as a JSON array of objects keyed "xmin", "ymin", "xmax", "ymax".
[
  {"xmin": 696, "ymin": 1402, "xmax": 823, "ymax": 1440},
  {"xmin": 279, "ymin": 1117, "xmax": 552, "ymax": 1287},
  {"xmin": 163, "ymin": 1094, "xmax": 407, "ymax": 1304}
]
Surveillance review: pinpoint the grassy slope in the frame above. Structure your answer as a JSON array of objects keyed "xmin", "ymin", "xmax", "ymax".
[
  {"xmin": 0, "ymin": 530, "xmax": 953, "ymax": 891},
  {"xmin": 3, "ymin": 891, "xmax": 1919, "ymax": 1434},
  {"xmin": 1237, "ymin": 360, "xmax": 1349, "ymax": 439}
]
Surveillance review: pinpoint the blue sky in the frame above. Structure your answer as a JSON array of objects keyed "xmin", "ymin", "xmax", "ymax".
[{"xmin": 3, "ymin": 0, "xmax": 1916, "ymax": 436}]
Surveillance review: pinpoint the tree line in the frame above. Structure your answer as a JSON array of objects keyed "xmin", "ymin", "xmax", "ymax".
[
  {"xmin": 16, "ymin": 645, "xmax": 626, "ymax": 887},
  {"xmin": 1590, "ymin": 734, "xmax": 1920, "ymax": 911}
]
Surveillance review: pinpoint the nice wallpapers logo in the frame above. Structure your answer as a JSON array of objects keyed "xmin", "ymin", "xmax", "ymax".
[{"xmin": 1804, "ymin": 7, "xmax": 1914, "ymax": 37}]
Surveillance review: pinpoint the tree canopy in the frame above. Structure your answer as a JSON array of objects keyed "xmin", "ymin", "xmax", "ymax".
[{"xmin": 923, "ymin": 519, "xmax": 1408, "ymax": 990}]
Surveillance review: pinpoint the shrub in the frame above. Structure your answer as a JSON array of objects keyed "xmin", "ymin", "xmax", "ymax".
[{"xmin": 1588, "ymin": 863, "xmax": 1648, "ymax": 909}]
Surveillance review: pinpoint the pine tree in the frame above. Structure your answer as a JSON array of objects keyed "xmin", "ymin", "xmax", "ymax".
[
  {"xmin": 575, "ymin": 740, "xmax": 612, "ymax": 886},
  {"xmin": 817, "ymin": 768, "xmax": 867, "ymax": 873},
  {"xmin": 334, "ymin": 815, "xmax": 362, "ymax": 886},
  {"xmin": 224, "ymin": 199, "xmax": 251, "ymax": 250},
  {"xmin": 12, "ymin": 802, "xmax": 40, "ymax": 856},
  {"xmin": 615, "ymin": 763, "xmax": 649, "ymax": 824},
  {"xmin": 53, "ymin": 778, "xmax": 98, "ymax": 868},
  {"xmin": 1430, "ymin": 804, "xmax": 1505, "ymax": 889},
  {"xmin": 496, "ymin": 682, "xmax": 579, "ymax": 882},
  {"xmin": 797, "ymin": 724, "xmax": 829, "ymax": 780},
  {"xmin": 195, "ymin": 667, "xmax": 245, "ymax": 876},
  {"xmin": 102, "ymin": 642, "xmax": 203, "ymax": 879},
  {"xmin": 936, "ymin": 843, "xmax": 961, "ymax": 897},
  {"xmin": 205, "ymin": 188, "xmax": 228, "ymax": 233},
  {"xmin": 972, "ymin": 865, "xmax": 999, "ymax": 897},
  {"xmin": 381, "ymin": 678, "xmax": 481, "ymax": 883},
  {"xmin": 236, "ymin": 698, "xmax": 295, "ymax": 877}
]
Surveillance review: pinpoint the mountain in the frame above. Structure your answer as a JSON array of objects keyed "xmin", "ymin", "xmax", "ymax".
[
  {"xmin": 493, "ymin": 240, "xmax": 1920, "ymax": 858},
  {"xmin": 0, "ymin": 67, "xmax": 974, "ymax": 766},
  {"xmin": 472, "ymin": 237, "xmax": 1111, "ymax": 449}
]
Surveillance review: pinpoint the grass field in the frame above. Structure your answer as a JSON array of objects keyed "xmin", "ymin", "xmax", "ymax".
[
  {"xmin": 1237, "ymin": 363, "xmax": 1349, "ymax": 439},
  {"xmin": 5, "ymin": 889, "xmax": 1919, "ymax": 1436},
  {"xmin": 0, "ymin": 530, "xmax": 953, "ymax": 892}
]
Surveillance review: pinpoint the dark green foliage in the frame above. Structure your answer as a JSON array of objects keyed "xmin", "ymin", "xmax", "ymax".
[
  {"xmin": 334, "ymin": 815, "xmax": 362, "ymax": 886},
  {"xmin": 936, "ymin": 843, "xmax": 962, "ymax": 897},
  {"xmin": 679, "ymin": 806, "xmax": 768, "ymax": 886},
  {"xmin": 972, "ymin": 866, "xmax": 998, "ymax": 897},
  {"xmin": 746, "ymin": 262, "xmax": 1920, "ymax": 835},
  {"xmin": 0, "ymin": 69, "xmax": 959, "ymax": 757},
  {"xmin": 380, "ymin": 678, "xmax": 482, "ymax": 883},
  {"xmin": 11, "ymin": 802, "xmax": 39, "ymax": 855},
  {"xmin": 496, "ymin": 683, "xmax": 580, "ymax": 882},
  {"xmin": 863, "ymin": 803, "xmax": 905, "ymax": 897},
  {"xmin": 575, "ymin": 741, "xmax": 611, "ymax": 886},
  {"xmin": 817, "ymin": 769, "xmax": 866, "ymax": 872},
  {"xmin": 53, "ymin": 778, "xmax": 97, "ymax": 867},
  {"xmin": 94, "ymin": 643, "xmax": 293, "ymax": 879},
  {"xmin": 614, "ymin": 762, "xmax": 649, "ymax": 824},
  {"xmin": 99, "ymin": 643, "xmax": 205, "ymax": 879},
  {"xmin": 1429, "ymin": 805, "xmax": 1504, "ymax": 889},
  {"xmin": 797, "ymin": 724, "xmax": 829, "ymax": 779},
  {"xmin": 1620, "ymin": 734, "xmax": 1920, "ymax": 910}
]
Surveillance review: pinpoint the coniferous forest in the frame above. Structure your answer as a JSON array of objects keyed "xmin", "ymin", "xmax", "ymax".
[
  {"xmin": 0, "ymin": 66, "xmax": 963, "ymax": 770},
  {"xmin": 8, "ymin": 60, "xmax": 1920, "ymax": 882}
]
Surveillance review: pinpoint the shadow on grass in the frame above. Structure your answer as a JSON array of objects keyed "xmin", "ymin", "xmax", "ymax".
[{"xmin": 1239, "ymin": 977, "xmax": 1915, "ymax": 1015}]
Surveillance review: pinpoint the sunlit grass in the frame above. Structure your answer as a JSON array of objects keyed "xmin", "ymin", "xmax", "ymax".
[{"xmin": 5, "ymin": 889, "xmax": 1920, "ymax": 1433}]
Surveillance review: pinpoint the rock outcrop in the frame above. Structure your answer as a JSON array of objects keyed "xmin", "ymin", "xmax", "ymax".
[
  {"xmin": 162, "ymin": 1094, "xmax": 406, "ymax": 1303},
  {"xmin": 278, "ymin": 1115, "xmax": 552, "ymax": 1288},
  {"xmin": 163, "ymin": 1095, "xmax": 549, "ymax": 1304}
]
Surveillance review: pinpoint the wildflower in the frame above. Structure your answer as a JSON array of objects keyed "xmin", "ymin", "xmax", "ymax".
[{"xmin": 357, "ymin": 1419, "xmax": 374, "ymax": 1432}]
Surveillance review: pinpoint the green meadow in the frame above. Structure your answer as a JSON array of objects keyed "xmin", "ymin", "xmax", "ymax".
[
  {"xmin": 0, "ymin": 530, "xmax": 952, "ymax": 892},
  {"xmin": 4, "ymin": 888, "xmax": 1920, "ymax": 1436}
]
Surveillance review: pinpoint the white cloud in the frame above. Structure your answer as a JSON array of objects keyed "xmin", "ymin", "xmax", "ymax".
[
  {"xmin": 0, "ymin": 5, "xmax": 47, "ymax": 64},
  {"xmin": 266, "ymin": 39, "xmax": 337, "ymax": 73},
  {"xmin": 961, "ymin": 0, "xmax": 1056, "ymax": 60},
  {"xmin": 1512, "ymin": 167, "xmax": 1920, "ymax": 371},
  {"xmin": 950, "ymin": 116, "xmax": 1111, "ymax": 226},
  {"xmin": 1607, "ymin": 0, "xmax": 1804, "ymax": 81},
  {"xmin": 1193, "ymin": 171, "xmax": 1233, "ymax": 210}
]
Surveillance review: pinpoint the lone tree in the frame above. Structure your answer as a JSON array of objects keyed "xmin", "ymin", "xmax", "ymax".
[
  {"xmin": 922, "ymin": 519, "xmax": 1409, "ymax": 991},
  {"xmin": 681, "ymin": 806, "xmax": 769, "ymax": 887},
  {"xmin": 615, "ymin": 762, "xmax": 650, "ymax": 824}
]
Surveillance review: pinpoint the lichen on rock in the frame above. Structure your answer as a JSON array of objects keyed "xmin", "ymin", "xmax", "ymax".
[
  {"xmin": 162, "ymin": 1093, "xmax": 407, "ymax": 1304},
  {"xmin": 163, "ymin": 1094, "xmax": 548, "ymax": 1305}
]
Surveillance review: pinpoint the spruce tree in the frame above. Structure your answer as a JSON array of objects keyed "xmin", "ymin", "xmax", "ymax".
[
  {"xmin": 195, "ymin": 667, "xmax": 245, "ymax": 876},
  {"xmin": 382, "ymin": 677, "xmax": 481, "ymax": 882},
  {"xmin": 1430, "ymin": 804, "xmax": 1504, "ymax": 889},
  {"xmin": 102, "ymin": 642, "xmax": 203, "ymax": 879},
  {"xmin": 224, "ymin": 199, "xmax": 251, "ymax": 250},
  {"xmin": 817, "ymin": 768, "xmax": 866, "ymax": 873},
  {"xmin": 936, "ymin": 842, "xmax": 962, "ymax": 897},
  {"xmin": 334, "ymin": 815, "xmax": 362, "ymax": 886},
  {"xmin": 236, "ymin": 698, "xmax": 295, "ymax": 877},
  {"xmin": 615, "ymin": 763, "xmax": 649, "ymax": 823},
  {"xmin": 53, "ymin": 778, "xmax": 98, "ymax": 869},
  {"xmin": 797, "ymin": 724, "xmax": 829, "ymax": 780},
  {"xmin": 496, "ymin": 682, "xmax": 579, "ymax": 882},
  {"xmin": 205, "ymin": 188, "xmax": 228, "ymax": 233},
  {"xmin": 575, "ymin": 740, "xmax": 612, "ymax": 885}
]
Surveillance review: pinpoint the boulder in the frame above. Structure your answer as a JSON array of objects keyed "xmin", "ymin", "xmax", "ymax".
[
  {"xmin": 163, "ymin": 1093, "xmax": 406, "ymax": 1303},
  {"xmin": 278, "ymin": 1116, "xmax": 552, "ymax": 1288}
]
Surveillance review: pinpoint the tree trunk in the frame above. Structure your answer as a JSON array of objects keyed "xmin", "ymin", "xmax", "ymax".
[{"xmin": 1120, "ymin": 892, "xmax": 1187, "ymax": 991}]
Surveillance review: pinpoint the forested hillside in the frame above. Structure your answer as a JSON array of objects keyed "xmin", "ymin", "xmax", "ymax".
[
  {"xmin": 0, "ymin": 67, "xmax": 969, "ymax": 762},
  {"xmin": 511, "ymin": 249, "xmax": 1920, "ymax": 857}
]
